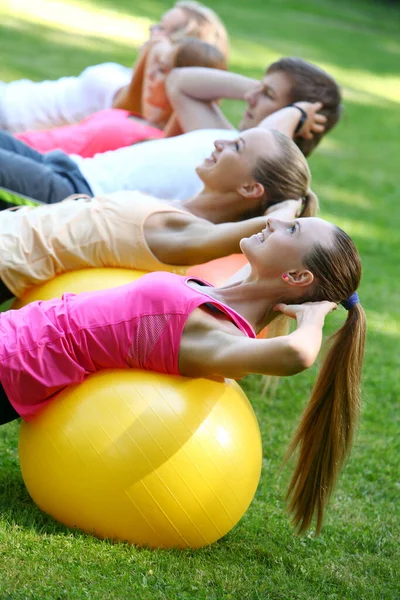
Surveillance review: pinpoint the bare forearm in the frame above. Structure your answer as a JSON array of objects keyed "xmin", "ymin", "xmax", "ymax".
[
  {"xmin": 166, "ymin": 68, "xmax": 257, "ymax": 132},
  {"xmin": 186, "ymin": 217, "xmax": 268, "ymax": 263},
  {"xmin": 209, "ymin": 217, "xmax": 267, "ymax": 251},
  {"xmin": 286, "ymin": 322, "xmax": 324, "ymax": 370},
  {"xmin": 258, "ymin": 106, "xmax": 302, "ymax": 139},
  {"xmin": 188, "ymin": 333, "xmax": 313, "ymax": 380},
  {"xmin": 181, "ymin": 307, "xmax": 328, "ymax": 380},
  {"xmin": 216, "ymin": 324, "xmax": 324, "ymax": 379},
  {"xmin": 112, "ymin": 42, "xmax": 151, "ymax": 112},
  {"xmin": 167, "ymin": 67, "xmax": 257, "ymax": 102},
  {"xmin": 155, "ymin": 216, "xmax": 268, "ymax": 265}
]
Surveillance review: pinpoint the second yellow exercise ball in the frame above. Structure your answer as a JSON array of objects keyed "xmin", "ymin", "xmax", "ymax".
[
  {"xmin": 19, "ymin": 369, "xmax": 262, "ymax": 549},
  {"xmin": 13, "ymin": 267, "xmax": 149, "ymax": 308}
]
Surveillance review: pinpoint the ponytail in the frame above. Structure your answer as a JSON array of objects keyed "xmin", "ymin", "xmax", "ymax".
[
  {"xmin": 299, "ymin": 189, "xmax": 319, "ymax": 217},
  {"xmin": 285, "ymin": 302, "xmax": 366, "ymax": 534},
  {"xmin": 246, "ymin": 129, "xmax": 312, "ymax": 221}
]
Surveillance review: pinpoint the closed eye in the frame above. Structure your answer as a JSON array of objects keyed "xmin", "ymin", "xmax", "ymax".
[{"xmin": 263, "ymin": 86, "xmax": 275, "ymax": 99}]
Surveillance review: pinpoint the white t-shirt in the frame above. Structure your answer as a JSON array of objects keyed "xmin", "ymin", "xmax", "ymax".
[
  {"xmin": 0, "ymin": 63, "xmax": 131, "ymax": 133},
  {"xmin": 72, "ymin": 128, "xmax": 239, "ymax": 201}
]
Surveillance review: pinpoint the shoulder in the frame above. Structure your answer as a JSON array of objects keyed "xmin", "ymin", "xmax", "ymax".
[{"xmin": 184, "ymin": 303, "xmax": 246, "ymax": 337}]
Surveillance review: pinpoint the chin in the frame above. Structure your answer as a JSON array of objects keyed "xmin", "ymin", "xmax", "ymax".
[
  {"xmin": 239, "ymin": 236, "xmax": 253, "ymax": 256},
  {"xmin": 195, "ymin": 164, "xmax": 206, "ymax": 182},
  {"xmin": 241, "ymin": 232, "xmax": 265, "ymax": 259}
]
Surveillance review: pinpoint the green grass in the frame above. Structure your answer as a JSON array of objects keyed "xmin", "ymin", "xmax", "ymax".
[{"xmin": 1, "ymin": 0, "xmax": 400, "ymax": 598}]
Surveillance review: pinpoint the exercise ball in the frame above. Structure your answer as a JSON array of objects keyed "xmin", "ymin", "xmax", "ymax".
[
  {"xmin": 13, "ymin": 267, "xmax": 149, "ymax": 308},
  {"xmin": 188, "ymin": 254, "xmax": 248, "ymax": 286},
  {"xmin": 19, "ymin": 370, "xmax": 262, "ymax": 549}
]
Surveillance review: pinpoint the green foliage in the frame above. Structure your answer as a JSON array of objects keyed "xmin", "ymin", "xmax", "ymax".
[{"xmin": 0, "ymin": 0, "xmax": 399, "ymax": 597}]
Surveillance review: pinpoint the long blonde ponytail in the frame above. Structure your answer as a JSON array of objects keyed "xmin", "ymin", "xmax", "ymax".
[
  {"xmin": 285, "ymin": 303, "xmax": 366, "ymax": 533},
  {"xmin": 284, "ymin": 226, "xmax": 366, "ymax": 533}
]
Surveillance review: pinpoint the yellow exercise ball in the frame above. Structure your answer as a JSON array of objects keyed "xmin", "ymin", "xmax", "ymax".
[
  {"xmin": 19, "ymin": 369, "xmax": 262, "ymax": 549},
  {"xmin": 13, "ymin": 267, "xmax": 149, "ymax": 308}
]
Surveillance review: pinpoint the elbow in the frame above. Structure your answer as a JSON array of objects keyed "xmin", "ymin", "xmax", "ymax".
[
  {"xmin": 166, "ymin": 69, "xmax": 181, "ymax": 98},
  {"xmin": 286, "ymin": 338, "xmax": 316, "ymax": 375}
]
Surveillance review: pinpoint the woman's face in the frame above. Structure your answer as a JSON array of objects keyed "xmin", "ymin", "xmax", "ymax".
[
  {"xmin": 241, "ymin": 217, "xmax": 335, "ymax": 282},
  {"xmin": 239, "ymin": 71, "xmax": 293, "ymax": 131},
  {"xmin": 149, "ymin": 8, "xmax": 187, "ymax": 40},
  {"xmin": 196, "ymin": 128, "xmax": 278, "ymax": 193},
  {"xmin": 142, "ymin": 39, "xmax": 175, "ymax": 125}
]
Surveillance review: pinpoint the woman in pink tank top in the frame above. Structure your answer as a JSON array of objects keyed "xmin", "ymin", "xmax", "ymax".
[
  {"xmin": 13, "ymin": 38, "xmax": 227, "ymax": 157},
  {"xmin": 15, "ymin": 109, "xmax": 165, "ymax": 158},
  {"xmin": 0, "ymin": 216, "xmax": 365, "ymax": 535}
]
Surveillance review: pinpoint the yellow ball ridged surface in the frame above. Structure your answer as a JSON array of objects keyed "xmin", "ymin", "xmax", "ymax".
[
  {"xmin": 19, "ymin": 370, "xmax": 262, "ymax": 549},
  {"xmin": 13, "ymin": 267, "xmax": 149, "ymax": 308}
]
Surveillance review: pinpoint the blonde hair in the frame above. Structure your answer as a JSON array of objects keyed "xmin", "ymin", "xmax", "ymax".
[
  {"xmin": 285, "ymin": 226, "xmax": 366, "ymax": 534},
  {"xmin": 173, "ymin": 1, "xmax": 229, "ymax": 59},
  {"xmin": 247, "ymin": 130, "xmax": 319, "ymax": 349},
  {"xmin": 243, "ymin": 130, "xmax": 319, "ymax": 220}
]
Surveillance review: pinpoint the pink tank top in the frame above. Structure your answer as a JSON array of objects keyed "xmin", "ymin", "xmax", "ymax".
[
  {"xmin": 0, "ymin": 272, "xmax": 255, "ymax": 421},
  {"xmin": 14, "ymin": 109, "xmax": 165, "ymax": 157}
]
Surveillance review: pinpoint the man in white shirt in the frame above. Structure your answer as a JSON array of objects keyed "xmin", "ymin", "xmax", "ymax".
[
  {"xmin": 0, "ymin": 58, "xmax": 339, "ymax": 208},
  {"xmin": 165, "ymin": 56, "xmax": 341, "ymax": 158}
]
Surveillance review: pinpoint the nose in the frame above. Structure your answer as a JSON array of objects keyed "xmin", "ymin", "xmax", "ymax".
[
  {"xmin": 266, "ymin": 217, "xmax": 287, "ymax": 232},
  {"xmin": 244, "ymin": 84, "xmax": 261, "ymax": 107},
  {"xmin": 214, "ymin": 139, "xmax": 225, "ymax": 151},
  {"xmin": 268, "ymin": 218, "xmax": 295, "ymax": 232}
]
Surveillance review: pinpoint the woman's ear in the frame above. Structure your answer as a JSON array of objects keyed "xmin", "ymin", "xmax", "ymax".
[
  {"xmin": 237, "ymin": 181, "xmax": 265, "ymax": 200},
  {"xmin": 284, "ymin": 270, "xmax": 314, "ymax": 287}
]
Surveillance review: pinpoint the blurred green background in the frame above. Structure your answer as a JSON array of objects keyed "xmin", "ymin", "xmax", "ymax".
[{"xmin": 0, "ymin": 0, "xmax": 399, "ymax": 598}]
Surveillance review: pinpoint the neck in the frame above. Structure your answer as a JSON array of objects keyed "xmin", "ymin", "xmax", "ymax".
[
  {"xmin": 192, "ymin": 275, "xmax": 288, "ymax": 333},
  {"xmin": 181, "ymin": 187, "xmax": 250, "ymax": 224}
]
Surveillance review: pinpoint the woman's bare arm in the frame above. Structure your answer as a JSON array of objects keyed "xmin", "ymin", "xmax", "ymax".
[
  {"xmin": 146, "ymin": 213, "xmax": 269, "ymax": 265},
  {"xmin": 258, "ymin": 102, "xmax": 327, "ymax": 140},
  {"xmin": 148, "ymin": 198, "xmax": 304, "ymax": 267},
  {"xmin": 179, "ymin": 302, "xmax": 337, "ymax": 379},
  {"xmin": 163, "ymin": 113, "xmax": 184, "ymax": 137},
  {"xmin": 112, "ymin": 41, "xmax": 159, "ymax": 113},
  {"xmin": 166, "ymin": 67, "xmax": 258, "ymax": 132}
]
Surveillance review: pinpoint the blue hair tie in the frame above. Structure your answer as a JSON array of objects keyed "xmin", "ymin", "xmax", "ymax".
[{"xmin": 341, "ymin": 292, "xmax": 360, "ymax": 311}]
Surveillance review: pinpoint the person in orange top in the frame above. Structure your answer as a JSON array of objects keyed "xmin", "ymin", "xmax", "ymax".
[
  {"xmin": 0, "ymin": 127, "xmax": 317, "ymax": 301},
  {"xmin": 0, "ymin": 1, "xmax": 229, "ymax": 133},
  {"xmin": 14, "ymin": 38, "xmax": 227, "ymax": 158}
]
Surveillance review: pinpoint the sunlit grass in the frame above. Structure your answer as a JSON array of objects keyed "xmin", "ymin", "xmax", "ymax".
[
  {"xmin": 323, "ymin": 65, "xmax": 400, "ymax": 104},
  {"xmin": 0, "ymin": 0, "xmax": 399, "ymax": 598},
  {"xmin": 0, "ymin": 0, "xmax": 151, "ymax": 46},
  {"xmin": 317, "ymin": 185, "xmax": 372, "ymax": 209},
  {"xmin": 366, "ymin": 309, "xmax": 400, "ymax": 337},
  {"xmin": 342, "ymin": 86, "xmax": 396, "ymax": 108}
]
